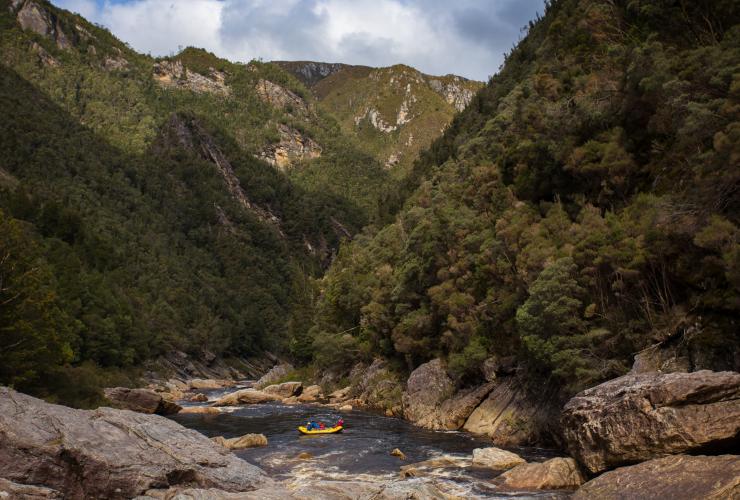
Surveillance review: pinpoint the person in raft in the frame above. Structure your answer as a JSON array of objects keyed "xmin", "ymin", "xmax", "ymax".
[
  {"xmin": 319, "ymin": 422, "xmax": 326, "ymax": 430},
  {"xmin": 306, "ymin": 420, "xmax": 318, "ymax": 430},
  {"xmin": 336, "ymin": 418, "xmax": 344, "ymax": 428}
]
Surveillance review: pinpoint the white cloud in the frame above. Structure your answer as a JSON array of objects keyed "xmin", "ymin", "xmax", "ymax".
[{"xmin": 51, "ymin": 0, "xmax": 544, "ymax": 80}]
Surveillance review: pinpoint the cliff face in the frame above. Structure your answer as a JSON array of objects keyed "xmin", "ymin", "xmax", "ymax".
[{"xmin": 283, "ymin": 61, "xmax": 483, "ymax": 174}]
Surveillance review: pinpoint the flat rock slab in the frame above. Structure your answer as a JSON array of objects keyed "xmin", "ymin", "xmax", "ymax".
[
  {"xmin": 104, "ymin": 387, "xmax": 182, "ymax": 415},
  {"xmin": 0, "ymin": 387, "xmax": 270, "ymax": 498},
  {"xmin": 211, "ymin": 389, "xmax": 283, "ymax": 406},
  {"xmin": 471, "ymin": 447, "xmax": 526, "ymax": 470},
  {"xmin": 561, "ymin": 370, "xmax": 740, "ymax": 473},
  {"xmin": 573, "ymin": 454, "xmax": 740, "ymax": 500},
  {"xmin": 494, "ymin": 457, "xmax": 585, "ymax": 490}
]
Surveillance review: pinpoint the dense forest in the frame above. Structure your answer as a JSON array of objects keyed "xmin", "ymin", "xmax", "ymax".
[
  {"xmin": 1, "ymin": 0, "xmax": 739, "ymax": 409},
  {"xmin": 308, "ymin": 0, "xmax": 740, "ymax": 397},
  {"xmin": 0, "ymin": 0, "xmax": 396, "ymax": 405}
]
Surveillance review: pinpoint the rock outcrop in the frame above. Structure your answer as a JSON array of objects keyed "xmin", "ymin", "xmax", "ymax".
[
  {"xmin": 272, "ymin": 60, "xmax": 354, "ymax": 87},
  {"xmin": 256, "ymin": 124, "xmax": 322, "ymax": 170},
  {"xmin": 212, "ymin": 434, "xmax": 268, "ymax": 450},
  {"xmin": 0, "ymin": 388, "xmax": 270, "ymax": 498},
  {"xmin": 494, "ymin": 457, "xmax": 585, "ymax": 491},
  {"xmin": 427, "ymin": 76, "xmax": 476, "ymax": 112},
  {"xmin": 104, "ymin": 387, "xmax": 182, "ymax": 415},
  {"xmin": 255, "ymin": 79, "xmax": 308, "ymax": 116},
  {"xmin": 14, "ymin": 0, "xmax": 72, "ymax": 50},
  {"xmin": 461, "ymin": 375, "xmax": 554, "ymax": 446},
  {"xmin": 471, "ymin": 447, "xmax": 526, "ymax": 470},
  {"xmin": 402, "ymin": 358, "xmax": 494, "ymax": 430},
  {"xmin": 347, "ymin": 359, "xmax": 403, "ymax": 413},
  {"xmin": 297, "ymin": 384, "xmax": 323, "ymax": 402},
  {"xmin": 561, "ymin": 370, "xmax": 740, "ymax": 473},
  {"xmin": 573, "ymin": 454, "xmax": 740, "ymax": 500},
  {"xmin": 254, "ymin": 363, "xmax": 294, "ymax": 389},
  {"xmin": 153, "ymin": 60, "xmax": 229, "ymax": 95},
  {"xmin": 211, "ymin": 389, "xmax": 282, "ymax": 407}
]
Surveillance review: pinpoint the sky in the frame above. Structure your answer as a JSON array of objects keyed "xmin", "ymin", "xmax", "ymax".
[{"xmin": 51, "ymin": 0, "xmax": 545, "ymax": 81}]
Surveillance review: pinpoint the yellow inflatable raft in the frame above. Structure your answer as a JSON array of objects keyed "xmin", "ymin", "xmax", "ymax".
[{"xmin": 298, "ymin": 425, "xmax": 344, "ymax": 435}]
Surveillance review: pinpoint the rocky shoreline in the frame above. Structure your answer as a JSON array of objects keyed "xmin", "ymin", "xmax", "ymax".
[{"xmin": 2, "ymin": 348, "xmax": 738, "ymax": 499}]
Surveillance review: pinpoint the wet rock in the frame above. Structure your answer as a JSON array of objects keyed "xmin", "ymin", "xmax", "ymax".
[
  {"xmin": 282, "ymin": 396, "xmax": 300, "ymax": 404},
  {"xmin": 0, "ymin": 478, "xmax": 62, "ymax": 499},
  {"xmin": 573, "ymin": 454, "xmax": 740, "ymax": 500},
  {"xmin": 0, "ymin": 388, "xmax": 271, "ymax": 498},
  {"xmin": 212, "ymin": 434, "xmax": 268, "ymax": 450},
  {"xmin": 211, "ymin": 389, "xmax": 282, "ymax": 407},
  {"xmin": 462, "ymin": 376, "xmax": 554, "ymax": 446},
  {"xmin": 262, "ymin": 381, "xmax": 302, "ymax": 398},
  {"xmin": 254, "ymin": 363, "xmax": 294, "ymax": 389},
  {"xmin": 561, "ymin": 370, "xmax": 740, "ymax": 473},
  {"xmin": 104, "ymin": 387, "xmax": 182, "ymax": 415},
  {"xmin": 297, "ymin": 452, "xmax": 313, "ymax": 460},
  {"xmin": 471, "ymin": 447, "xmax": 526, "ymax": 470},
  {"xmin": 402, "ymin": 358, "xmax": 495, "ymax": 431},
  {"xmin": 495, "ymin": 457, "xmax": 585, "ymax": 490},
  {"xmin": 339, "ymin": 404, "xmax": 353, "ymax": 412},
  {"xmin": 179, "ymin": 406, "xmax": 221, "ymax": 415},
  {"xmin": 399, "ymin": 456, "xmax": 467, "ymax": 479},
  {"xmin": 390, "ymin": 448, "xmax": 407, "ymax": 460},
  {"xmin": 189, "ymin": 393, "xmax": 209, "ymax": 402}
]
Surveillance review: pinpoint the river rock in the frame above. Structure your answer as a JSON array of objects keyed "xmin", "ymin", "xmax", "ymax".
[
  {"xmin": 190, "ymin": 378, "xmax": 230, "ymax": 390},
  {"xmin": 328, "ymin": 386, "xmax": 351, "ymax": 402},
  {"xmin": 462, "ymin": 376, "xmax": 554, "ymax": 446},
  {"xmin": 179, "ymin": 406, "xmax": 221, "ymax": 415},
  {"xmin": 212, "ymin": 433, "xmax": 268, "ymax": 450},
  {"xmin": 573, "ymin": 454, "xmax": 740, "ymax": 499},
  {"xmin": 0, "ymin": 478, "xmax": 62, "ymax": 499},
  {"xmin": 104, "ymin": 387, "xmax": 182, "ymax": 415},
  {"xmin": 399, "ymin": 456, "xmax": 468, "ymax": 479},
  {"xmin": 211, "ymin": 389, "xmax": 282, "ymax": 406},
  {"xmin": 390, "ymin": 448, "xmax": 407, "ymax": 460},
  {"xmin": 339, "ymin": 404, "xmax": 353, "ymax": 411},
  {"xmin": 0, "ymin": 388, "xmax": 271, "ymax": 498},
  {"xmin": 402, "ymin": 359, "xmax": 495, "ymax": 430},
  {"xmin": 471, "ymin": 447, "xmax": 526, "ymax": 469},
  {"xmin": 189, "ymin": 393, "xmax": 209, "ymax": 402},
  {"xmin": 298, "ymin": 384, "xmax": 323, "ymax": 402},
  {"xmin": 494, "ymin": 457, "xmax": 585, "ymax": 490},
  {"xmin": 262, "ymin": 381, "xmax": 302, "ymax": 398},
  {"xmin": 561, "ymin": 370, "xmax": 740, "ymax": 473},
  {"xmin": 254, "ymin": 363, "xmax": 294, "ymax": 389}
]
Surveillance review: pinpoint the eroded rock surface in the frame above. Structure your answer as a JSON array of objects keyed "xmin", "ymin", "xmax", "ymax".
[
  {"xmin": 212, "ymin": 433, "xmax": 267, "ymax": 450},
  {"xmin": 0, "ymin": 478, "xmax": 62, "ymax": 499},
  {"xmin": 495, "ymin": 457, "xmax": 585, "ymax": 491},
  {"xmin": 255, "ymin": 79, "xmax": 308, "ymax": 116},
  {"xmin": 211, "ymin": 389, "xmax": 283, "ymax": 407},
  {"xmin": 14, "ymin": 0, "xmax": 72, "ymax": 49},
  {"xmin": 561, "ymin": 370, "xmax": 740, "ymax": 473},
  {"xmin": 462, "ymin": 376, "xmax": 554, "ymax": 446},
  {"xmin": 573, "ymin": 454, "xmax": 740, "ymax": 500},
  {"xmin": 263, "ymin": 381, "xmax": 303, "ymax": 398},
  {"xmin": 154, "ymin": 60, "xmax": 229, "ymax": 95},
  {"xmin": 471, "ymin": 447, "xmax": 526, "ymax": 470},
  {"xmin": 254, "ymin": 363, "xmax": 294, "ymax": 389},
  {"xmin": 257, "ymin": 124, "xmax": 322, "ymax": 170},
  {"xmin": 104, "ymin": 387, "xmax": 182, "ymax": 415},
  {"xmin": 0, "ymin": 388, "xmax": 270, "ymax": 498}
]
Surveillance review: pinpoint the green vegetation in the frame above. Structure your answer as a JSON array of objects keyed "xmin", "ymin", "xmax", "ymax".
[{"xmin": 308, "ymin": 0, "xmax": 740, "ymax": 395}]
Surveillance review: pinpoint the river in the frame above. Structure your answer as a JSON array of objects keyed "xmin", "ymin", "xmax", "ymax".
[{"xmin": 171, "ymin": 386, "xmax": 568, "ymax": 498}]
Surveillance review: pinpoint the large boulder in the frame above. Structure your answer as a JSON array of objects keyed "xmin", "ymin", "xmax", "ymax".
[
  {"xmin": 573, "ymin": 454, "xmax": 740, "ymax": 499},
  {"xmin": 253, "ymin": 363, "xmax": 294, "ymax": 389},
  {"xmin": 212, "ymin": 434, "xmax": 268, "ymax": 450},
  {"xmin": 561, "ymin": 370, "xmax": 740, "ymax": 473},
  {"xmin": 471, "ymin": 447, "xmax": 526, "ymax": 470},
  {"xmin": 462, "ymin": 376, "xmax": 555, "ymax": 445},
  {"xmin": 298, "ymin": 384, "xmax": 323, "ymax": 402},
  {"xmin": 402, "ymin": 358, "xmax": 494, "ymax": 430},
  {"xmin": 104, "ymin": 387, "xmax": 182, "ymax": 415},
  {"xmin": 349, "ymin": 359, "xmax": 404, "ymax": 412},
  {"xmin": 262, "ymin": 381, "xmax": 302, "ymax": 398},
  {"xmin": 189, "ymin": 378, "xmax": 231, "ymax": 390},
  {"xmin": 0, "ymin": 388, "xmax": 271, "ymax": 498},
  {"xmin": 494, "ymin": 457, "xmax": 585, "ymax": 490},
  {"xmin": 211, "ymin": 389, "xmax": 282, "ymax": 407}
]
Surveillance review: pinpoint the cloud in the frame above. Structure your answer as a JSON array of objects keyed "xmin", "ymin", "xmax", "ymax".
[{"xmin": 51, "ymin": 0, "xmax": 544, "ymax": 80}]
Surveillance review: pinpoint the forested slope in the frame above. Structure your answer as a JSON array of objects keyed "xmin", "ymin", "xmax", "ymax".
[{"xmin": 309, "ymin": 0, "xmax": 740, "ymax": 396}]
